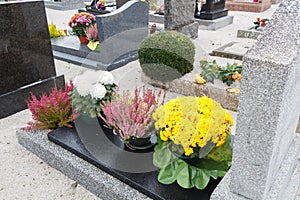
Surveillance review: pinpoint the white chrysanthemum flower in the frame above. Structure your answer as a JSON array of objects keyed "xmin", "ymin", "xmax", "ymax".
[
  {"xmin": 91, "ymin": 83, "xmax": 107, "ymax": 99},
  {"xmin": 81, "ymin": 70, "xmax": 99, "ymax": 84},
  {"xmin": 76, "ymin": 79, "xmax": 93, "ymax": 97},
  {"xmin": 99, "ymin": 71, "xmax": 114, "ymax": 84}
]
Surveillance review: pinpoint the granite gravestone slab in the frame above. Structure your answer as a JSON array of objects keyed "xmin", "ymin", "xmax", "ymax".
[
  {"xmin": 44, "ymin": 0, "xmax": 85, "ymax": 10},
  {"xmin": 0, "ymin": 0, "xmax": 64, "ymax": 118},
  {"xmin": 196, "ymin": 0, "xmax": 228, "ymax": 20},
  {"xmin": 164, "ymin": 0, "xmax": 198, "ymax": 39},
  {"xmin": 116, "ymin": 0, "xmax": 130, "ymax": 8},
  {"xmin": 211, "ymin": 0, "xmax": 300, "ymax": 199},
  {"xmin": 95, "ymin": 0, "xmax": 148, "ymax": 69}
]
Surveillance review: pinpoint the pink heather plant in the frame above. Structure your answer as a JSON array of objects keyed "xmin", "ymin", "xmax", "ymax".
[
  {"xmin": 99, "ymin": 87, "xmax": 165, "ymax": 142},
  {"xmin": 85, "ymin": 24, "xmax": 98, "ymax": 41},
  {"xmin": 23, "ymin": 81, "xmax": 78, "ymax": 130}
]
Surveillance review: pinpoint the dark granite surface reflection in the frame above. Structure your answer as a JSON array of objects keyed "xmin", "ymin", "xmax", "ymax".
[
  {"xmin": 48, "ymin": 116, "xmax": 222, "ymax": 200},
  {"xmin": 0, "ymin": 0, "xmax": 56, "ymax": 94}
]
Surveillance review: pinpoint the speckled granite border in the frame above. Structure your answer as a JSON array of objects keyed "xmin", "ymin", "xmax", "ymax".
[
  {"xmin": 16, "ymin": 129, "xmax": 151, "ymax": 200},
  {"xmin": 210, "ymin": 136, "xmax": 300, "ymax": 200}
]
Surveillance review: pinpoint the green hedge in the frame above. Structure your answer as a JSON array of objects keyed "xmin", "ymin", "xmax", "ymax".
[{"xmin": 138, "ymin": 31, "xmax": 195, "ymax": 82}]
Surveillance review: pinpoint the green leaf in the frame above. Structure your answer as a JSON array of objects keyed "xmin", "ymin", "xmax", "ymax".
[
  {"xmin": 193, "ymin": 169, "xmax": 210, "ymax": 190},
  {"xmin": 153, "ymin": 142, "xmax": 174, "ymax": 168},
  {"xmin": 158, "ymin": 160, "xmax": 185, "ymax": 184},
  {"xmin": 176, "ymin": 162, "xmax": 193, "ymax": 188}
]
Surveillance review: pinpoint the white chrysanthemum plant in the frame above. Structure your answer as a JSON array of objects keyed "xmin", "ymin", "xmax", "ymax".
[{"xmin": 70, "ymin": 70, "xmax": 117, "ymax": 118}]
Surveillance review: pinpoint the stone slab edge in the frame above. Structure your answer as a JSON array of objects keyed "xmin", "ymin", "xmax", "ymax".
[
  {"xmin": 0, "ymin": 75, "xmax": 65, "ymax": 119},
  {"xmin": 210, "ymin": 135, "xmax": 300, "ymax": 200},
  {"xmin": 148, "ymin": 13, "xmax": 233, "ymax": 31},
  {"xmin": 16, "ymin": 129, "xmax": 152, "ymax": 200},
  {"xmin": 237, "ymin": 28, "xmax": 260, "ymax": 39},
  {"xmin": 195, "ymin": 16, "xmax": 234, "ymax": 31},
  {"xmin": 209, "ymin": 41, "xmax": 244, "ymax": 60},
  {"xmin": 44, "ymin": 1, "xmax": 85, "ymax": 10}
]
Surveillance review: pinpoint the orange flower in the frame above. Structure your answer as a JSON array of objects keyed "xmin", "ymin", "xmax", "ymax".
[{"xmin": 232, "ymin": 72, "xmax": 241, "ymax": 82}]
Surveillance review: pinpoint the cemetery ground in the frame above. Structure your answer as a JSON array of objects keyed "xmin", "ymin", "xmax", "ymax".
[{"xmin": 0, "ymin": 3, "xmax": 299, "ymax": 200}]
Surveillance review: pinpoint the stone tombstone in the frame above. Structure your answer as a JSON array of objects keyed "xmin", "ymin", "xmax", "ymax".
[
  {"xmin": 211, "ymin": 0, "xmax": 300, "ymax": 199},
  {"xmin": 164, "ymin": 0, "xmax": 199, "ymax": 39},
  {"xmin": 0, "ymin": 0, "xmax": 64, "ymax": 118},
  {"xmin": 198, "ymin": 0, "xmax": 228, "ymax": 20},
  {"xmin": 95, "ymin": 0, "xmax": 148, "ymax": 67},
  {"xmin": 116, "ymin": 0, "xmax": 130, "ymax": 8},
  {"xmin": 44, "ymin": 0, "xmax": 85, "ymax": 10}
]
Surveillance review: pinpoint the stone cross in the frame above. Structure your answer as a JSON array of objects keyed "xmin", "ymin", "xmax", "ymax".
[
  {"xmin": 164, "ymin": 0, "xmax": 198, "ymax": 39},
  {"xmin": 211, "ymin": 0, "xmax": 300, "ymax": 199}
]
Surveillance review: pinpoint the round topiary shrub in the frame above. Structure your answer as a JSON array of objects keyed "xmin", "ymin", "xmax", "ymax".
[{"xmin": 138, "ymin": 31, "xmax": 195, "ymax": 82}]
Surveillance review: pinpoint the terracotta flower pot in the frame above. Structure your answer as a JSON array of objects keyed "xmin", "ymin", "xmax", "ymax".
[{"xmin": 78, "ymin": 36, "xmax": 89, "ymax": 44}]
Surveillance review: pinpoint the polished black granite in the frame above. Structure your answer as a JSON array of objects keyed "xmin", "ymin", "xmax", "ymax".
[
  {"xmin": 0, "ymin": 0, "xmax": 64, "ymax": 118},
  {"xmin": 51, "ymin": 36, "xmax": 138, "ymax": 70},
  {"xmin": 0, "ymin": 0, "xmax": 57, "ymax": 94},
  {"xmin": 0, "ymin": 75, "xmax": 64, "ymax": 119},
  {"xmin": 48, "ymin": 116, "xmax": 222, "ymax": 200}
]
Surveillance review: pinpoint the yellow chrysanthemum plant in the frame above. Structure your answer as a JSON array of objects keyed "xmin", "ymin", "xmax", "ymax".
[{"xmin": 152, "ymin": 96, "xmax": 233, "ymax": 190}]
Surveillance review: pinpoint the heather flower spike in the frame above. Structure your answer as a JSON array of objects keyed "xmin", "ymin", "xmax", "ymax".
[
  {"xmin": 100, "ymin": 87, "xmax": 166, "ymax": 142},
  {"xmin": 23, "ymin": 81, "xmax": 77, "ymax": 130}
]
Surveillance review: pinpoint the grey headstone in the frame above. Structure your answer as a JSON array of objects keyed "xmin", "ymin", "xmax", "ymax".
[
  {"xmin": 164, "ymin": 0, "xmax": 198, "ymax": 39},
  {"xmin": 211, "ymin": 0, "xmax": 300, "ymax": 199},
  {"xmin": 0, "ymin": 0, "xmax": 64, "ymax": 118},
  {"xmin": 116, "ymin": 0, "xmax": 130, "ymax": 8},
  {"xmin": 44, "ymin": 0, "xmax": 85, "ymax": 10},
  {"xmin": 96, "ymin": 0, "xmax": 148, "ymax": 67}
]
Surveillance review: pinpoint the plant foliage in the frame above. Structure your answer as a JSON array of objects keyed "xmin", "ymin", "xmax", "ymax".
[
  {"xmin": 24, "ymin": 81, "xmax": 77, "ymax": 130},
  {"xmin": 153, "ymin": 135, "xmax": 232, "ymax": 189},
  {"xmin": 138, "ymin": 31, "xmax": 195, "ymax": 82},
  {"xmin": 200, "ymin": 59, "xmax": 242, "ymax": 86}
]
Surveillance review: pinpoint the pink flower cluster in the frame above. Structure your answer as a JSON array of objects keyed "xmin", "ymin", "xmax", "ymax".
[
  {"xmin": 100, "ymin": 88, "xmax": 165, "ymax": 141},
  {"xmin": 68, "ymin": 13, "xmax": 96, "ymax": 36},
  {"xmin": 23, "ymin": 81, "xmax": 78, "ymax": 130}
]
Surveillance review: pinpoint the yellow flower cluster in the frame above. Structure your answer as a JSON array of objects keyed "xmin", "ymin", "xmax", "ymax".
[{"xmin": 152, "ymin": 96, "xmax": 233, "ymax": 156}]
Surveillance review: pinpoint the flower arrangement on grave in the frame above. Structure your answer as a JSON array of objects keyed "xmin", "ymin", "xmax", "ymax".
[
  {"xmin": 99, "ymin": 88, "xmax": 165, "ymax": 148},
  {"xmin": 70, "ymin": 70, "xmax": 117, "ymax": 118},
  {"xmin": 152, "ymin": 96, "xmax": 233, "ymax": 189},
  {"xmin": 23, "ymin": 81, "xmax": 78, "ymax": 130},
  {"xmin": 68, "ymin": 12, "xmax": 96, "ymax": 37},
  {"xmin": 95, "ymin": 0, "xmax": 106, "ymax": 10},
  {"xmin": 253, "ymin": 18, "xmax": 269, "ymax": 30},
  {"xmin": 152, "ymin": 3, "xmax": 164, "ymax": 14},
  {"xmin": 48, "ymin": 22, "xmax": 66, "ymax": 38},
  {"xmin": 198, "ymin": 58, "xmax": 242, "ymax": 86},
  {"xmin": 85, "ymin": 24, "xmax": 100, "ymax": 51}
]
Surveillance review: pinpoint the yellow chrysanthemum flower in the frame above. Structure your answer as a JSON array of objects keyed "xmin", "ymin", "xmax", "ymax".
[{"xmin": 152, "ymin": 96, "xmax": 233, "ymax": 156}]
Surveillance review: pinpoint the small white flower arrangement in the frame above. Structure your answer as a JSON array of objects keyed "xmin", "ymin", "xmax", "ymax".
[{"xmin": 70, "ymin": 70, "xmax": 117, "ymax": 118}]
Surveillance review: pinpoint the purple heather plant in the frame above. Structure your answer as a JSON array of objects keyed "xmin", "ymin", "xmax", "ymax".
[
  {"xmin": 99, "ymin": 87, "xmax": 165, "ymax": 142},
  {"xmin": 23, "ymin": 81, "xmax": 78, "ymax": 131}
]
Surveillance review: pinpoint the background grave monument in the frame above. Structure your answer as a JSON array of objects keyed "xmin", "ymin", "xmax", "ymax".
[
  {"xmin": 211, "ymin": 0, "xmax": 300, "ymax": 198},
  {"xmin": 225, "ymin": 0, "xmax": 271, "ymax": 12},
  {"xmin": 164, "ymin": 0, "xmax": 198, "ymax": 39},
  {"xmin": 44, "ymin": 0, "xmax": 85, "ymax": 10},
  {"xmin": 195, "ymin": 0, "xmax": 228, "ymax": 20},
  {"xmin": 52, "ymin": 0, "xmax": 149, "ymax": 70},
  {"xmin": 95, "ymin": 0, "xmax": 149, "ymax": 69},
  {"xmin": 0, "ymin": 0, "xmax": 64, "ymax": 118}
]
